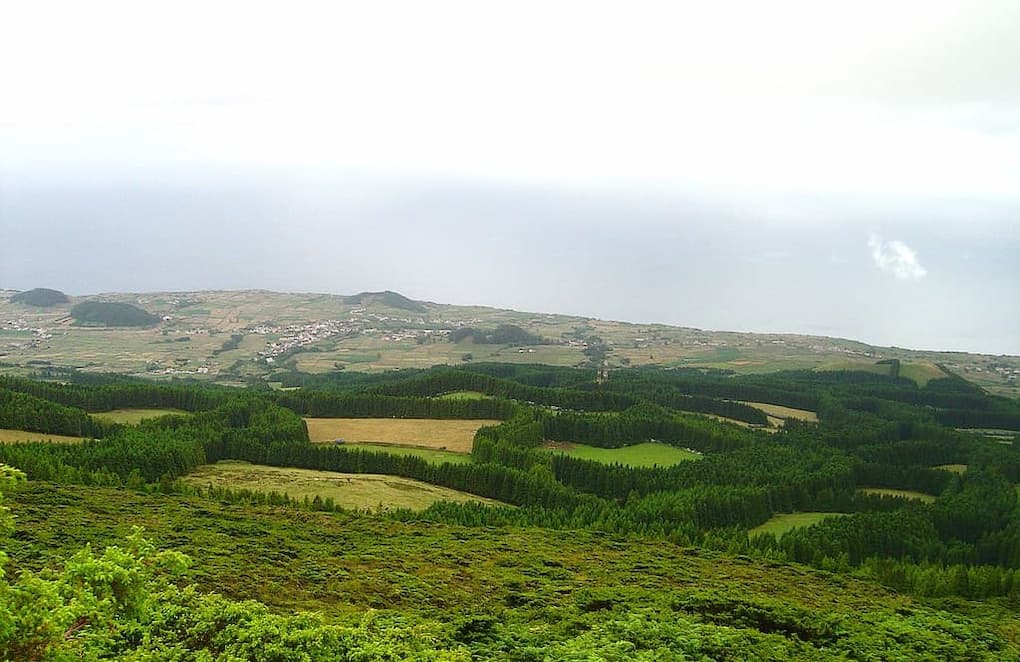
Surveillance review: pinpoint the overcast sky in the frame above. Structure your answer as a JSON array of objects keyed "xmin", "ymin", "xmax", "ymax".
[{"xmin": 1, "ymin": 1, "xmax": 1018, "ymax": 354}]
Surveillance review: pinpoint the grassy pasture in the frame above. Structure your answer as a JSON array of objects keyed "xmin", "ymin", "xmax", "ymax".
[
  {"xmin": 958, "ymin": 428, "xmax": 1018, "ymax": 440},
  {"xmin": 742, "ymin": 402, "xmax": 818, "ymax": 423},
  {"xmin": 899, "ymin": 362, "xmax": 947, "ymax": 386},
  {"xmin": 815, "ymin": 361, "xmax": 891, "ymax": 376},
  {"xmin": 0, "ymin": 429, "xmax": 85, "ymax": 444},
  {"xmin": 858, "ymin": 488, "xmax": 937, "ymax": 503},
  {"xmin": 93, "ymin": 408, "xmax": 187, "ymax": 424},
  {"xmin": 304, "ymin": 417, "xmax": 499, "ymax": 453},
  {"xmin": 933, "ymin": 464, "xmax": 968, "ymax": 474},
  {"xmin": 436, "ymin": 391, "xmax": 491, "ymax": 400},
  {"xmin": 339, "ymin": 442, "xmax": 473, "ymax": 465},
  {"xmin": 541, "ymin": 441, "xmax": 701, "ymax": 467},
  {"xmin": 181, "ymin": 460, "xmax": 501, "ymax": 510},
  {"xmin": 749, "ymin": 512, "xmax": 847, "ymax": 538}
]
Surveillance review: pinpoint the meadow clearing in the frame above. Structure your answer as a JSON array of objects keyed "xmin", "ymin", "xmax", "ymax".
[
  {"xmin": 181, "ymin": 460, "xmax": 501, "ymax": 510},
  {"xmin": 92, "ymin": 408, "xmax": 187, "ymax": 424},
  {"xmin": 338, "ymin": 442, "xmax": 473, "ymax": 464},
  {"xmin": 749, "ymin": 512, "xmax": 847, "ymax": 538},
  {"xmin": 541, "ymin": 441, "xmax": 701, "ymax": 467},
  {"xmin": 0, "ymin": 429, "xmax": 84, "ymax": 443},
  {"xmin": 858, "ymin": 487, "xmax": 937, "ymax": 503},
  {"xmin": 741, "ymin": 402, "xmax": 818, "ymax": 422},
  {"xmin": 304, "ymin": 417, "xmax": 499, "ymax": 453}
]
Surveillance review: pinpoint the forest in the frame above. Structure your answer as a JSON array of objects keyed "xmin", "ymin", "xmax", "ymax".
[{"xmin": 2, "ymin": 361, "xmax": 1020, "ymax": 658}]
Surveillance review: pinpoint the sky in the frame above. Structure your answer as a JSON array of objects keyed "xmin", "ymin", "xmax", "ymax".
[{"xmin": 1, "ymin": 1, "xmax": 1018, "ymax": 354}]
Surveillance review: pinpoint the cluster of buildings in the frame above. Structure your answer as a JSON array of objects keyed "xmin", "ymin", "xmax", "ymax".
[
  {"xmin": 1, "ymin": 319, "xmax": 54, "ymax": 350},
  {"xmin": 249, "ymin": 320, "xmax": 363, "ymax": 361},
  {"xmin": 246, "ymin": 312, "xmax": 489, "ymax": 363}
]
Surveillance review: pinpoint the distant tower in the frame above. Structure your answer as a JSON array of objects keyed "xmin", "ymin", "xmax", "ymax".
[{"xmin": 595, "ymin": 361, "xmax": 609, "ymax": 385}]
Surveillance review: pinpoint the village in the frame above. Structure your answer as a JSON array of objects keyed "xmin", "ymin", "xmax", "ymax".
[{"xmin": 247, "ymin": 310, "xmax": 486, "ymax": 363}]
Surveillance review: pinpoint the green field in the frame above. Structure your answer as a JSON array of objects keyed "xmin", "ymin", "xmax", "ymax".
[
  {"xmin": 749, "ymin": 512, "xmax": 847, "ymax": 538},
  {"xmin": 899, "ymin": 362, "xmax": 947, "ymax": 386},
  {"xmin": 934, "ymin": 464, "xmax": 968, "ymax": 474},
  {"xmin": 436, "ymin": 390, "xmax": 491, "ymax": 400},
  {"xmin": 0, "ymin": 428, "xmax": 84, "ymax": 444},
  {"xmin": 858, "ymin": 488, "xmax": 937, "ymax": 503},
  {"xmin": 542, "ymin": 441, "xmax": 701, "ymax": 467},
  {"xmin": 93, "ymin": 408, "xmax": 187, "ymax": 424},
  {"xmin": 340, "ymin": 442, "xmax": 473, "ymax": 464},
  {"xmin": 181, "ymin": 460, "xmax": 499, "ymax": 510}
]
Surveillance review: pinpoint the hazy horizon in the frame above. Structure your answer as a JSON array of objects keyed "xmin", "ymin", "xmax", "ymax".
[{"xmin": 2, "ymin": 2, "xmax": 1018, "ymax": 355}]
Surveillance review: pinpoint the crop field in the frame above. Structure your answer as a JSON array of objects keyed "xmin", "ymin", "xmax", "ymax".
[
  {"xmin": 742, "ymin": 402, "xmax": 818, "ymax": 422},
  {"xmin": 541, "ymin": 441, "xmax": 701, "ymax": 467},
  {"xmin": 339, "ymin": 442, "xmax": 473, "ymax": 464},
  {"xmin": 858, "ymin": 488, "xmax": 937, "ymax": 503},
  {"xmin": 749, "ymin": 512, "xmax": 847, "ymax": 538},
  {"xmin": 304, "ymin": 417, "xmax": 499, "ymax": 453},
  {"xmin": 181, "ymin": 460, "xmax": 500, "ymax": 510},
  {"xmin": 92, "ymin": 408, "xmax": 187, "ymax": 424},
  {"xmin": 0, "ymin": 429, "xmax": 84, "ymax": 443}
]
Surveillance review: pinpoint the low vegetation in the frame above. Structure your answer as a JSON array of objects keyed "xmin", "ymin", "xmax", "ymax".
[{"xmin": 6, "ymin": 481, "xmax": 1019, "ymax": 660}]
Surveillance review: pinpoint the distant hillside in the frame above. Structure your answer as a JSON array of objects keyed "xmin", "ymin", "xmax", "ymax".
[
  {"xmin": 343, "ymin": 290, "xmax": 426, "ymax": 313},
  {"xmin": 70, "ymin": 301, "xmax": 160, "ymax": 327},
  {"xmin": 10, "ymin": 288, "xmax": 69, "ymax": 307},
  {"xmin": 0, "ymin": 288, "xmax": 1016, "ymax": 397}
]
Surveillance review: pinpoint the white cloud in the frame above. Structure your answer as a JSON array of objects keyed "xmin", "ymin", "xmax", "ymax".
[{"xmin": 868, "ymin": 235, "xmax": 928, "ymax": 280}]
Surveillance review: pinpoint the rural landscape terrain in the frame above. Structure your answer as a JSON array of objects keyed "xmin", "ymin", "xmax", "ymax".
[
  {"xmin": 2, "ymin": 287, "xmax": 1018, "ymax": 397},
  {"xmin": 1, "ymin": 287, "xmax": 1020, "ymax": 658}
]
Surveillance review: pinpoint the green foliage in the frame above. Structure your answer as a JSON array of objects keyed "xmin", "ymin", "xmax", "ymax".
[
  {"xmin": 211, "ymin": 333, "xmax": 244, "ymax": 355},
  {"xmin": 342, "ymin": 290, "xmax": 427, "ymax": 313},
  {"xmin": 69, "ymin": 301, "xmax": 160, "ymax": 327},
  {"xmin": 6, "ymin": 481, "xmax": 1019, "ymax": 660},
  {"xmin": 5, "ymin": 358, "xmax": 1020, "ymax": 659},
  {"xmin": 449, "ymin": 324, "xmax": 545, "ymax": 345},
  {"xmin": 9, "ymin": 288, "xmax": 69, "ymax": 307}
]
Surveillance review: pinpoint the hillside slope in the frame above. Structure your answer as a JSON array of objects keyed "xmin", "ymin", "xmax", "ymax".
[
  {"xmin": 0, "ymin": 288, "xmax": 1016, "ymax": 396},
  {"xmin": 7, "ymin": 481, "xmax": 1017, "ymax": 659}
]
